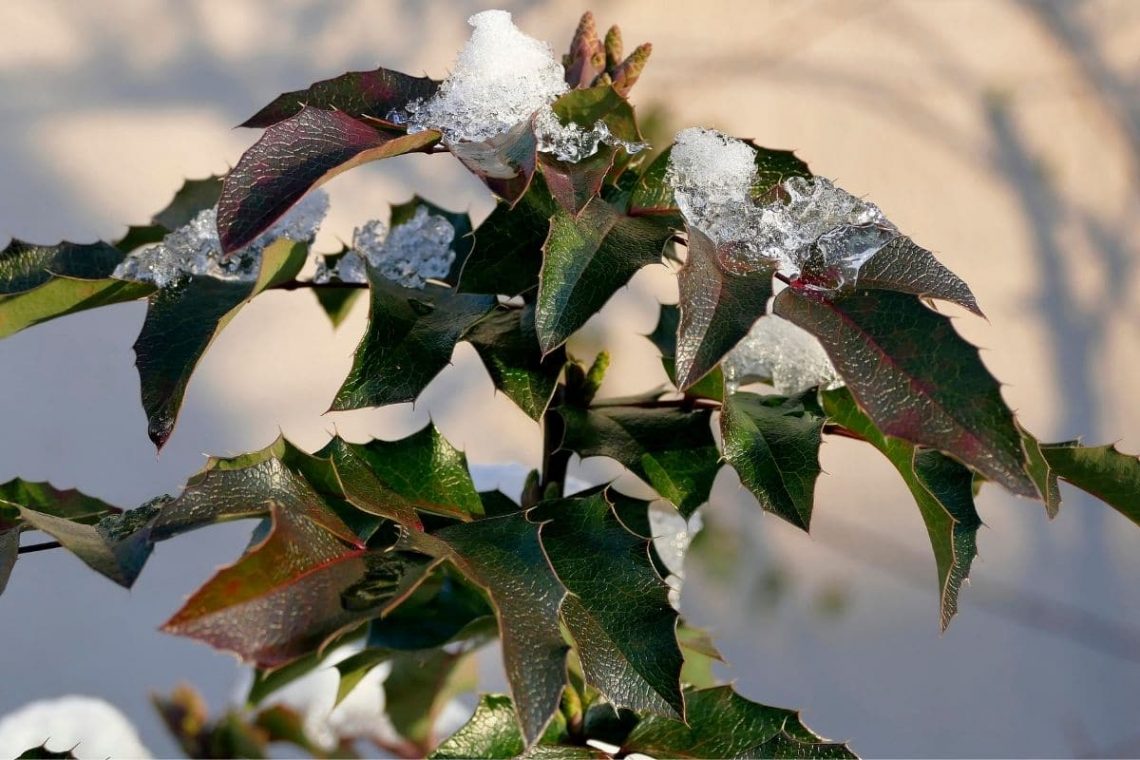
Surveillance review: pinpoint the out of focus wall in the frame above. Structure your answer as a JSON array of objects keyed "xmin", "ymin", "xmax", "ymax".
[{"xmin": 1, "ymin": 1, "xmax": 1139, "ymax": 756}]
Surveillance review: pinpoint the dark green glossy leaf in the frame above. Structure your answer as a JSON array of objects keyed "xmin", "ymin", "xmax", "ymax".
[
  {"xmin": 537, "ymin": 198, "xmax": 671, "ymax": 352},
  {"xmin": 241, "ymin": 67, "xmax": 439, "ymax": 128},
  {"xmin": 623, "ymin": 685, "xmax": 855, "ymax": 759},
  {"xmin": 457, "ymin": 177, "xmax": 557, "ymax": 297},
  {"xmin": 720, "ymin": 391, "xmax": 825, "ymax": 530},
  {"xmin": 466, "ymin": 305, "xmax": 564, "ymax": 420},
  {"xmin": 385, "ymin": 647, "xmax": 478, "ymax": 748},
  {"xmin": 151, "ymin": 176, "xmax": 224, "ymax": 230},
  {"xmin": 822, "ymin": 387, "xmax": 981, "ymax": 630},
  {"xmin": 133, "ymin": 239, "xmax": 308, "ymax": 449},
  {"xmin": 1022, "ymin": 428, "xmax": 1061, "ymax": 518},
  {"xmin": 747, "ymin": 142, "xmax": 812, "ymax": 201},
  {"xmin": 451, "ymin": 120, "xmax": 538, "ymax": 205},
  {"xmin": 1041, "ymin": 441, "xmax": 1140, "ymax": 526},
  {"xmin": 313, "ymin": 286, "xmax": 363, "ymax": 328},
  {"xmin": 332, "ymin": 279, "xmax": 496, "ymax": 410},
  {"xmin": 329, "ymin": 424, "xmax": 484, "ymax": 524},
  {"xmin": 431, "ymin": 694, "xmax": 577, "ymax": 759},
  {"xmin": 629, "ymin": 146, "xmax": 679, "ymax": 219},
  {"xmin": 559, "ymin": 406, "xmax": 718, "ymax": 518},
  {"xmin": 647, "ymin": 304, "xmax": 724, "ymax": 401},
  {"xmin": 406, "ymin": 515, "xmax": 569, "ymax": 746},
  {"xmin": 0, "ymin": 239, "xmax": 153, "ymax": 340},
  {"xmin": 538, "ymin": 147, "xmax": 616, "ymax": 216},
  {"xmin": 536, "ymin": 492, "xmax": 684, "ymax": 717},
  {"xmin": 218, "ymin": 107, "xmax": 438, "ymax": 253},
  {"xmin": 367, "ymin": 570, "xmax": 495, "ymax": 652},
  {"xmin": 16, "ymin": 746, "xmax": 77, "ymax": 759},
  {"xmin": 676, "ymin": 226, "xmax": 773, "ymax": 390},
  {"xmin": 775, "ymin": 287, "xmax": 1036, "ymax": 497},
  {"xmin": 162, "ymin": 504, "xmax": 421, "ymax": 667},
  {"xmin": 0, "ymin": 479, "xmax": 118, "ymax": 523},
  {"xmin": 151, "ymin": 437, "xmax": 358, "ymax": 543}
]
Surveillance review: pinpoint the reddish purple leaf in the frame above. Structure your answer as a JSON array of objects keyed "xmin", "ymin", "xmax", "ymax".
[
  {"xmin": 218, "ymin": 107, "xmax": 439, "ymax": 254},
  {"xmin": 538, "ymin": 145, "xmax": 616, "ymax": 215},
  {"xmin": 774, "ymin": 287, "xmax": 1036, "ymax": 496},
  {"xmin": 449, "ymin": 120, "xmax": 538, "ymax": 205},
  {"xmin": 241, "ymin": 67, "xmax": 439, "ymax": 128}
]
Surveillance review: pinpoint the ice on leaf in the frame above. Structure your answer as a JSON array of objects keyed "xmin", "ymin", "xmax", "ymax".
[
  {"xmin": 667, "ymin": 127, "xmax": 895, "ymax": 281},
  {"xmin": 723, "ymin": 314, "xmax": 843, "ymax": 395},
  {"xmin": 316, "ymin": 206, "xmax": 456, "ymax": 289},
  {"xmin": 405, "ymin": 10, "xmax": 645, "ymax": 163},
  {"xmin": 113, "ymin": 191, "xmax": 328, "ymax": 288}
]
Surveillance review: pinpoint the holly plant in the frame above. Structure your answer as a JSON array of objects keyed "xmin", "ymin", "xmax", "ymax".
[{"xmin": 3, "ymin": 10, "xmax": 1139, "ymax": 760}]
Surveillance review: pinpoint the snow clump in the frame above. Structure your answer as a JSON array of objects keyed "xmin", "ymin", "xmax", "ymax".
[
  {"xmin": 314, "ymin": 205, "xmax": 456, "ymax": 289},
  {"xmin": 723, "ymin": 315, "xmax": 843, "ymax": 395}
]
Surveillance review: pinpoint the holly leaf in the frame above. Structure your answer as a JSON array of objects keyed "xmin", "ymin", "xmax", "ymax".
[
  {"xmin": 16, "ymin": 746, "xmax": 78, "ymax": 759},
  {"xmin": 457, "ymin": 178, "xmax": 558, "ymax": 297},
  {"xmin": 151, "ymin": 437, "xmax": 358, "ymax": 544},
  {"xmin": 774, "ymin": 287, "xmax": 1037, "ymax": 497},
  {"xmin": 406, "ymin": 515, "xmax": 569, "ymax": 746},
  {"xmin": 313, "ymin": 285, "xmax": 362, "ymax": 328},
  {"xmin": 13, "ymin": 498, "xmax": 162, "ymax": 589},
  {"xmin": 537, "ymin": 198, "xmax": 672, "ymax": 352},
  {"xmin": 384, "ymin": 647, "xmax": 479, "ymax": 749},
  {"xmin": 218, "ymin": 107, "xmax": 439, "ymax": 253},
  {"xmin": 538, "ymin": 147, "xmax": 616, "ymax": 216},
  {"xmin": 0, "ymin": 239, "xmax": 153, "ymax": 340},
  {"xmin": 675, "ymin": 226, "xmax": 773, "ymax": 390},
  {"xmin": 0, "ymin": 479, "xmax": 118, "ymax": 523},
  {"xmin": 466, "ymin": 305, "xmax": 564, "ymax": 420},
  {"xmin": 629, "ymin": 146, "xmax": 679, "ymax": 219},
  {"xmin": 133, "ymin": 238, "xmax": 309, "ymax": 449},
  {"xmin": 536, "ymin": 492, "xmax": 685, "ymax": 718},
  {"xmin": 163, "ymin": 504, "xmax": 426, "ymax": 667},
  {"xmin": 450, "ymin": 120, "xmax": 539, "ymax": 205},
  {"xmin": 822, "ymin": 387, "xmax": 981, "ymax": 630},
  {"xmin": 1040, "ymin": 442, "xmax": 1140, "ymax": 526},
  {"xmin": 431, "ymin": 694, "xmax": 586, "ymax": 760},
  {"xmin": 1022, "ymin": 428, "xmax": 1062, "ymax": 518},
  {"xmin": 241, "ymin": 67, "xmax": 439, "ymax": 128},
  {"xmin": 647, "ymin": 304, "xmax": 724, "ymax": 402},
  {"xmin": 803, "ymin": 228, "xmax": 982, "ymax": 316},
  {"xmin": 720, "ymin": 391, "xmax": 825, "ymax": 530},
  {"xmin": 331, "ymin": 279, "xmax": 496, "ymax": 410},
  {"xmin": 559, "ymin": 406, "xmax": 718, "ymax": 518},
  {"xmin": 1, "ymin": 530, "xmax": 19, "ymax": 595},
  {"xmin": 328, "ymin": 424, "xmax": 484, "ymax": 526},
  {"xmin": 622, "ymin": 685, "xmax": 855, "ymax": 759}
]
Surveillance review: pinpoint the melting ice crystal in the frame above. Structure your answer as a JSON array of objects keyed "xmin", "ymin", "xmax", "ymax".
[
  {"xmin": 723, "ymin": 314, "xmax": 842, "ymax": 396},
  {"xmin": 113, "ymin": 191, "xmax": 328, "ymax": 288},
  {"xmin": 405, "ymin": 10, "xmax": 645, "ymax": 163},
  {"xmin": 315, "ymin": 206, "xmax": 457, "ymax": 290},
  {"xmin": 667, "ymin": 128, "xmax": 895, "ymax": 280}
]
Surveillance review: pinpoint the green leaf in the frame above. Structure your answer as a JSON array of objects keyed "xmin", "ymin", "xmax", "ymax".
[
  {"xmin": 151, "ymin": 438, "xmax": 358, "ymax": 543},
  {"xmin": 1040, "ymin": 442, "xmax": 1140, "ymax": 526},
  {"xmin": 14, "ymin": 499, "xmax": 161, "ymax": 588},
  {"xmin": 133, "ymin": 238, "xmax": 308, "ymax": 448},
  {"xmin": 162, "ymin": 505, "xmax": 422, "ymax": 667},
  {"xmin": 218, "ymin": 107, "xmax": 439, "ymax": 253},
  {"xmin": 333, "ymin": 648, "xmax": 393, "ymax": 706},
  {"xmin": 675, "ymin": 226, "xmax": 773, "ymax": 390},
  {"xmin": 537, "ymin": 198, "xmax": 671, "ymax": 352},
  {"xmin": 466, "ymin": 305, "xmax": 564, "ymax": 420},
  {"xmin": 775, "ymin": 287, "xmax": 1037, "ymax": 497},
  {"xmin": 406, "ymin": 515, "xmax": 569, "ymax": 746},
  {"xmin": 367, "ymin": 570, "xmax": 495, "ymax": 651},
  {"xmin": 0, "ymin": 529, "xmax": 16, "ymax": 594},
  {"xmin": 622, "ymin": 685, "xmax": 855, "ymax": 759},
  {"xmin": 559, "ymin": 406, "xmax": 719, "ymax": 518},
  {"xmin": 241, "ymin": 67, "xmax": 439, "ymax": 128},
  {"xmin": 538, "ymin": 147, "xmax": 616, "ymax": 216},
  {"xmin": 0, "ymin": 479, "xmax": 118, "ymax": 523},
  {"xmin": 450, "ymin": 120, "xmax": 538, "ymax": 205},
  {"xmin": 16, "ymin": 746, "xmax": 78, "ymax": 759},
  {"xmin": 431, "ymin": 694, "xmax": 580, "ymax": 759},
  {"xmin": 720, "ymin": 391, "xmax": 825, "ymax": 530},
  {"xmin": 536, "ymin": 492, "xmax": 685, "ymax": 718},
  {"xmin": 0, "ymin": 239, "xmax": 154, "ymax": 340},
  {"xmin": 822, "ymin": 387, "xmax": 981, "ymax": 630},
  {"xmin": 830, "ymin": 231, "xmax": 982, "ymax": 316},
  {"xmin": 151, "ymin": 176, "xmax": 224, "ymax": 230},
  {"xmin": 1022, "ymin": 428, "xmax": 1062, "ymax": 518},
  {"xmin": 384, "ymin": 648, "xmax": 479, "ymax": 748},
  {"xmin": 629, "ymin": 146, "xmax": 680, "ymax": 219},
  {"xmin": 457, "ymin": 177, "xmax": 558, "ymax": 297},
  {"xmin": 677, "ymin": 624, "xmax": 723, "ymax": 689},
  {"xmin": 328, "ymin": 424, "xmax": 484, "ymax": 524},
  {"xmin": 647, "ymin": 304, "xmax": 724, "ymax": 401},
  {"xmin": 332, "ymin": 279, "xmax": 496, "ymax": 410}
]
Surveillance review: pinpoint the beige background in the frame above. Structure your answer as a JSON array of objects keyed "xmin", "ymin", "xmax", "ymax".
[{"xmin": 1, "ymin": 1, "xmax": 1139, "ymax": 756}]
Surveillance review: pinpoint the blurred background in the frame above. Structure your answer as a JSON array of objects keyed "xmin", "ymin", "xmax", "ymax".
[{"xmin": 2, "ymin": 0, "xmax": 1139, "ymax": 757}]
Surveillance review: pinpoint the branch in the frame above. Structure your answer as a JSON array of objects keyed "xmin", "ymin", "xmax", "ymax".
[
  {"xmin": 18, "ymin": 540, "xmax": 62, "ymax": 555},
  {"xmin": 269, "ymin": 280, "xmax": 368, "ymax": 291}
]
